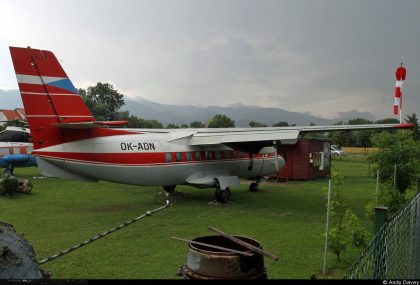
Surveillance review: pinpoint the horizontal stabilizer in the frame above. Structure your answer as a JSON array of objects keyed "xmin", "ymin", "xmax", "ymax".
[{"xmin": 53, "ymin": 121, "xmax": 128, "ymax": 129}]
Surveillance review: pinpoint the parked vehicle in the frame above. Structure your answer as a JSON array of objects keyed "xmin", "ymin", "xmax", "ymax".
[{"xmin": 331, "ymin": 145, "xmax": 345, "ymax": 156}]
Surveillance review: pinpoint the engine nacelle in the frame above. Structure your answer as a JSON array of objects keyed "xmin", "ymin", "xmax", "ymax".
[{"xmin": 249, "ymin": 146, "xmax": 285, "ymax": 177}]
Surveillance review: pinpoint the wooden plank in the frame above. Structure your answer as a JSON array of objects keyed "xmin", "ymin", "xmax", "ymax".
[
  {"xmin": 208, "ymin": 226, "xmax": 279, "ymax": 261},
  {"xmin": 170, "ymin": 236, "xmax": 253, "ymax": 257}
]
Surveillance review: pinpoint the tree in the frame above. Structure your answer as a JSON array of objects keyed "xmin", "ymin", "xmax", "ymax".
[
  {"xmin": 116, "ymin": 111, "xmax": 163, "ymax": 128},
  {"xmin": 166, "ymin": 124, "xmax": 179, "ymax": 129},
  {"xmin": 323, "ymin": 171, "xmax": 349, "ymax": 261},
  {"xmin": 272, "ymin": 121, "xmax": 292, "ymax": 127},
  {"xmin": 343, "ymin": 210, "xmax": 368, "ymax": 247},
  {"xmin": 324, "ymin": 171, "xmax": 369, "ymax": 261},
  {"xmin": 375, "ymin": 118, "xmax": 399, "ymax": 124},
  {"xmin": 368, "ymin": 130, "xmax": 420, "ymax": 194},
  {"xmin": 190, "ymin": 121, "xmax": 205, "ymax": 128},
  {"xmin": 348, "ymin": 118, "xmax": 373, "ymax": 147},
  {"xmin": 79, "ymin": 82, "xmax": 125, "ymax": 121},
  {"xmin": 249, "ymin": 121, "xmax": 267, "ymax": 127},
  {"xmin": 405, "ymin": 113, "xmax": 419, "ymax": 141},
  {"xmin": 208, "ymin": 114, "xmax": 235, "ymax": 128},
  {"xmin": 329, "ymin": 121, "xmax": 346, "ymax": 146}
]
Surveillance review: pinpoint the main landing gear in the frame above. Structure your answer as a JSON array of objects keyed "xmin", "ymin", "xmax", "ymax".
[
  {"xmin": 214, "ymin": 179, "xmax": 231, "ymax": 204},
  {"xmin": 249, "ymin": 182, "xmax": 259, "ymax": 192},
  {"xmin": 249, "ymin": 177, "xmax": 261, "ymax": 192}
]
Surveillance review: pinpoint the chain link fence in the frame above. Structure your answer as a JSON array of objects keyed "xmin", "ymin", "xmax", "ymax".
[{"xmin": 343, "ymin": 190, "xmax": 420, "ymax": 279}]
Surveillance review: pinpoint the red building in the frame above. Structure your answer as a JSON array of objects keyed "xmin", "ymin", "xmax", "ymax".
[{"xmin": 276, "ymin": 139, "xmax": 331, "ymax": 181}]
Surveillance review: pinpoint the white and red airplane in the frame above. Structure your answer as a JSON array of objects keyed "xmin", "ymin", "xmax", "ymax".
[{"xmin": 8, "ymin": 46, "xmax": 413, "ymax": 203}]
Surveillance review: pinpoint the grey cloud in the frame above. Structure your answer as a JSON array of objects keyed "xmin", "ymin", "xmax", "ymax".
[{"xmin": 0, "ymin": 0, "xmax": 419, "ymax": 119}]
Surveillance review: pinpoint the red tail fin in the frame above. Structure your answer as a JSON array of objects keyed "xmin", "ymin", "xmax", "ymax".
[{"xmin": 9, "ymin": 46, "xmax": 95, "ymax": 149}]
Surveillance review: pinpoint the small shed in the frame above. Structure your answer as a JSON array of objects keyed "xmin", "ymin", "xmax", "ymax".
[{"xmin": 275, "ymin": 139, "xmax": 331, "ymax": 181}]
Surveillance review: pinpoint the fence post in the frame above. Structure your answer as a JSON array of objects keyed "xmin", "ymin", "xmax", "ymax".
[
  {"xmin": 323, "ymin": 180, "xmax": 332, "ymax": 275},
  {"xmin": 415, "ymin": 179, "xmax": 420, "ymax": 278},
  {"xmin": 418, "ymin": 177, "xmax": 420, "ymax": 193},
  {"xmin": 373, "ymin": 207, "xmax": 388, "ymax": 279}
]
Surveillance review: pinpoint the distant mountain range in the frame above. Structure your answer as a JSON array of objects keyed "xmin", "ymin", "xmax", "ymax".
[
  {"xmin": 1, "ymin": 89, "xmax": 378, "ymax": 127},
  {"xmin": 122, "ymin": 97, "xmax": 377, "ymax": 127}
]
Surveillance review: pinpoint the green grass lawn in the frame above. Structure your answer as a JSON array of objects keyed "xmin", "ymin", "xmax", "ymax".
[{"xmin": 0, "ymin": 159, "xmax": 380, "ymax": 279}]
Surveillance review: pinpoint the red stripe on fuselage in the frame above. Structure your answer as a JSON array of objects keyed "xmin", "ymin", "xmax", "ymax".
[
  {"xmin": 34, "ymin": 151, "xmax": 260, "ymax": 166},
  {"xmin": 34, "ymin": 151, "xmax": 273, "ymax": 166}
]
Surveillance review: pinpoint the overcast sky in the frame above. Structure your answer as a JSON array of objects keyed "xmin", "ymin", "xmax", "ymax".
[{"xmin": 0, "ymin": 0, "xmax": 419, "ymax": 119}]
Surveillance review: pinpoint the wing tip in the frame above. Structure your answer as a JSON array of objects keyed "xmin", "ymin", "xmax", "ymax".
[{"xmin": 393, "ymin": 123, "xmax": 415, "ymax": 129}]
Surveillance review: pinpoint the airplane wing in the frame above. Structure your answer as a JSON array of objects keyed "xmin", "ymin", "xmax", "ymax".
[
  {"xmin": 53, "ymin": 120, "xmax": 413, "ymax": 153},
  {"xmin": 181, "ymin": 123, "xmax": 413, "ymax": 153},
  {"xmin": 187, "ymin": 123, "xmax": 413, "ymax": 146}
]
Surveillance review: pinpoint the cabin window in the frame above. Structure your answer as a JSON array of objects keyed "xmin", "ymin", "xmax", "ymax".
[
  {"xmin": 205, "ymin": 151, "xmax": 211, "ymax": 160},
  {"xmin": 165, "ymin": 153, "xmax": 172, "ymax": 163},
  {"xmin": 215, "ymin": 151, "xmax": 221, "ymax": 160},
  {"xmin": 13, "ymin": 147, "xmax": 21, "ymax": 154},
  {"xmin": 185, "ymin": 152, "xmax": 192, "ymax": 161},
  {"xmin": 195, "ymin": 151, "xmax": 201, "ymax": 161},
  {"xmin": 233, "ymin": 151, "xmax": 238, "ymax": 159},
  {"xmin": 176, "ymin": 152, "xmax": 182, "ymax": 162},
  {"xmin": 0, "ymin": 148, "xmax": 9, "ymax": 156},
  {"xmin": 224, "ymin": 151, "xmax": 230, "ymax": 159}
]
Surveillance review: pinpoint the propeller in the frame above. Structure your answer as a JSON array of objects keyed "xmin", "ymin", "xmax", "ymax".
[
  {"xmin": 274, "ymin": 141, "xmax": 280, "ymax": 172},
  {"xmin": 273, "ymin": 140, "xmax": 285, "ymax": 173}
]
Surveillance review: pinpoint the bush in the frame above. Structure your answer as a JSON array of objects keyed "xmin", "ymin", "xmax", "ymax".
[
  {"xmin": 344, "ymin": 210, "xmax": 368, "ymax": 247},
  {"xmin": 0, "ymin": 177, "xmax": 19, "ymax": 196}
]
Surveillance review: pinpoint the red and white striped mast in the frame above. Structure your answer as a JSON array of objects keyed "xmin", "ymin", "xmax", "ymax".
[{"xmin": 394, "ymin": 63, "xmax": 406, "ymax": 124}]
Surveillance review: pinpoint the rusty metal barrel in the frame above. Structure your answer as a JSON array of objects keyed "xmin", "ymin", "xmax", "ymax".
[{"xmin": 178, "ymin": 235, "xmax": 267, "ymax": 280}]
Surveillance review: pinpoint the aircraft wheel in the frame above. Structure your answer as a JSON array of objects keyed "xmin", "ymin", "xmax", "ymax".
[
  {"xmin": 249, "ymin": 182, "xmax": 259, "ymax": 192},
  {"xmin": 163, "ymin": 185, "xmax": 176, "ymax": 193},
  {"xmin": 215, "ymin": 187, "xmax": 230, "ymax": 203}
]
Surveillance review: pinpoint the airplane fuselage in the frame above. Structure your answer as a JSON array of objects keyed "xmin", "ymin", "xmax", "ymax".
[{"xmin": 33, "ymin": 132, "xmax": 285, "ymax": 188}]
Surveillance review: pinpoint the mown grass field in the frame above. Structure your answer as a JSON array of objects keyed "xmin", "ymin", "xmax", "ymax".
[{"xmin": 1, "ymin": 158, "xmax": 380, "ymax": 279}]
